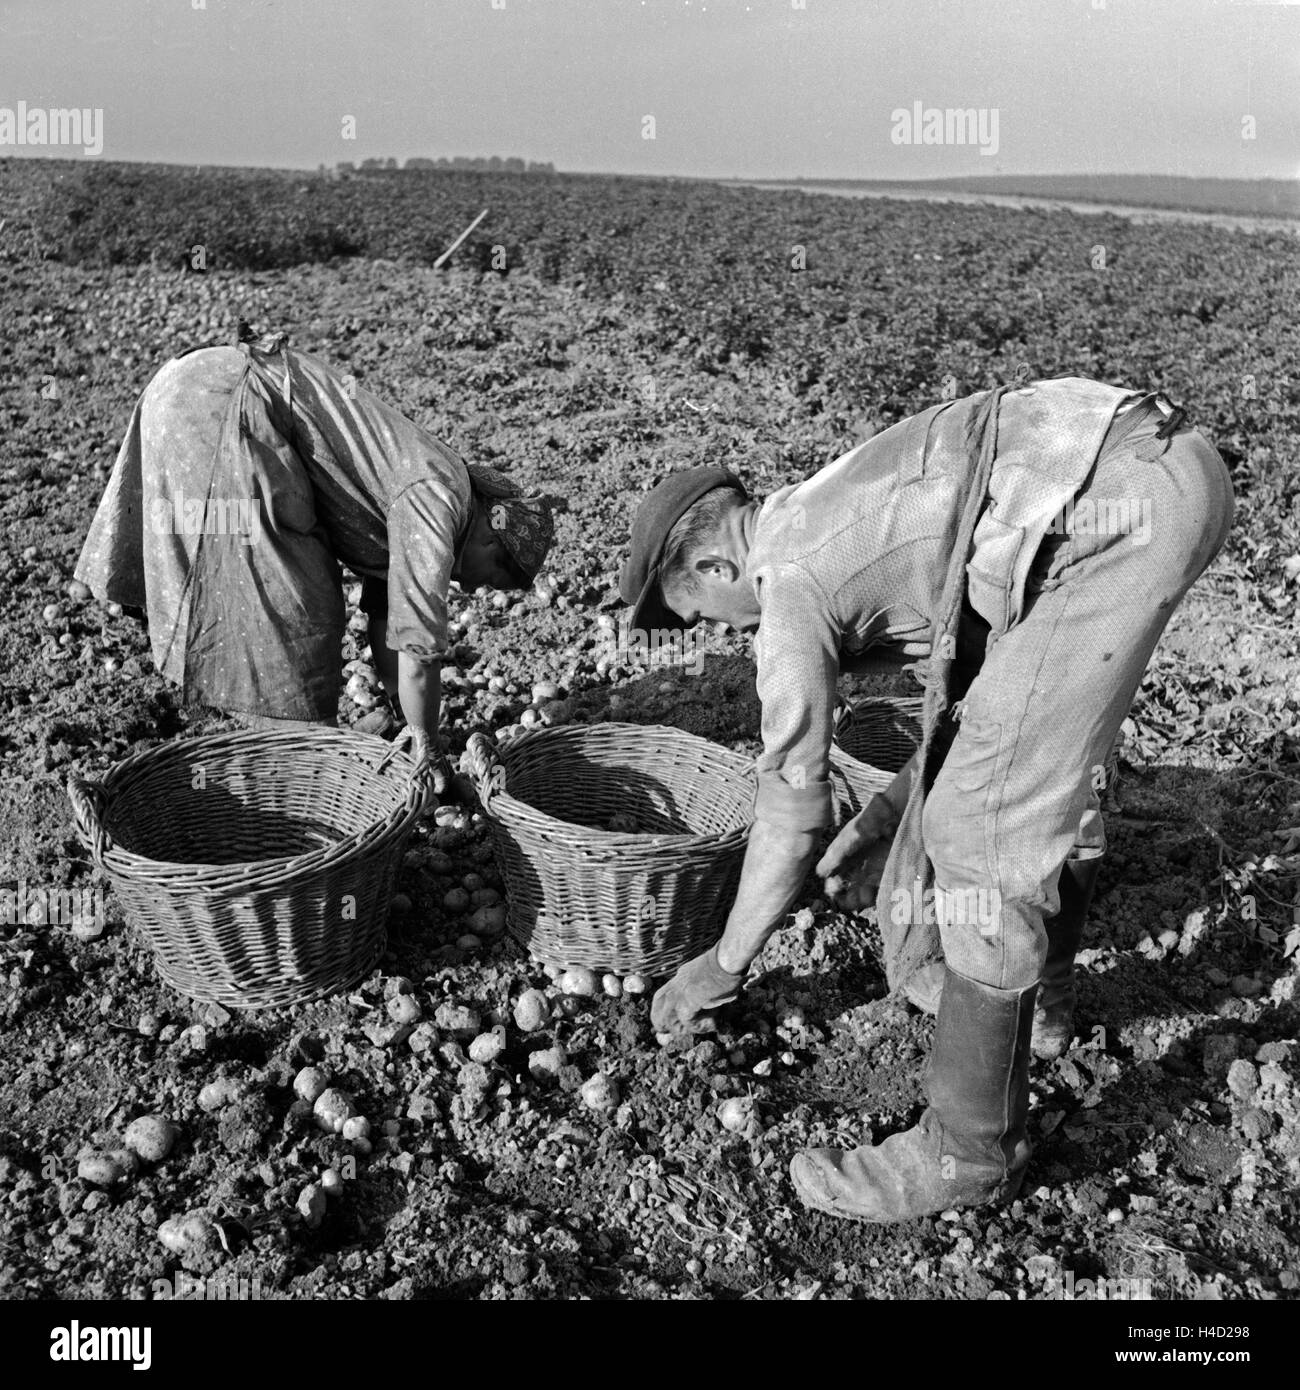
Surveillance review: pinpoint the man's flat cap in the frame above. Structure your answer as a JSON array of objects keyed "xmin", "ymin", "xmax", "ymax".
[{"xmin": 618, "ymin": 466, "xmax": 747, "ymax": 635}]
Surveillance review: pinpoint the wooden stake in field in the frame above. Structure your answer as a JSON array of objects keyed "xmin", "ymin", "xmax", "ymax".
[{"xmin": 433, "ymin": 209, "xmax": 489, "ymax": 269}]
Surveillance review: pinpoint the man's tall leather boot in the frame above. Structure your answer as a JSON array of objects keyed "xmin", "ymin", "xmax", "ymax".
[
  {"xmin": 790, "ymin": 967, "xmax": 1036, "ymax": 1222},
  {"xmin": 1031, "ymin": 857, "xmax": 1101, "ymax": 1061}
]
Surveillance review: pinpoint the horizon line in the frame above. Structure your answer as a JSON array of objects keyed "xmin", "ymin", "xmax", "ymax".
[{"xmin": 0, "ymin": 153, "xmax": 1296, "ymax": 186}]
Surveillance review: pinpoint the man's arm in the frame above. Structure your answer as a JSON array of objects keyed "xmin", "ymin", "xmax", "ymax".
[
  {"xmin": 716, "ymin": 569, "xmax": 840, "ymax": 971},
  {"xmin": 815, "ymin": 744, "xmax": 921, "ymax": 886},
  {"xmin": 650, "ymin": 567, "xmax": 841, "ymax": 1038},
  {"xmin": 718, "ymin": 741, "xmax": 924, "ymax": 971},
  {"xmin": 883, "ymin": 746, "xmax": 921, "ymax": 816},
  {"xmin": 715, "ymin": 822, "xmax": 820, "ymax": 974}
]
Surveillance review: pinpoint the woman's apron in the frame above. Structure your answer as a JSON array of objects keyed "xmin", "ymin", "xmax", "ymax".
[{"xmin": 75, "ymin": 332, "xmax": 344, "ymax": 722}]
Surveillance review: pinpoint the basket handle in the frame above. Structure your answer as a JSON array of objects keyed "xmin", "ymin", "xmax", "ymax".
[
  {"xmin": 463, "ymin": 733, "xmax": 506, "ymax": 815},
  {"xmin": 67, "ymin": 774, "xmax": 113, "ymax": 865}
]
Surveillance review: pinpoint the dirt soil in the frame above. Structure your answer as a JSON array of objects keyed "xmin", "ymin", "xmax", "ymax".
[{"xmin": 1, "ymin": 163, "xmax": 1299, "ymax": 1301}]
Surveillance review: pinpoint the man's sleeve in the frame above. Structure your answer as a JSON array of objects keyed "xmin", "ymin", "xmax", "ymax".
[
  {"xmin": 751, "ymin": 563, "xmax": 841, "ymax": 834},
  {"xmin": 385, "ymin": 478, "xmax": 465, "ymax": 664}
]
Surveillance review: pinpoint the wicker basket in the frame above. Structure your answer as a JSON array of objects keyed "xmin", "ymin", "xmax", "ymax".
[
  {"xmin": 67, "ymin": 728, "xmax": 435, "ymax": 1009},
  {"xmin": 464, "ymin": 723, "xmax": 756, "ymax": 977},
  {"xmin": 828, "ymin": 696, "xmax": 924, "ymax": 825}
]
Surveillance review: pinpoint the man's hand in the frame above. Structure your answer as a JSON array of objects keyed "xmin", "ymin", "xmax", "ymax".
[
  {"xmin": 816, "ymin": 796, "xmax": 898, "ymax": 911},
  {"xmin": 650, "ymin": 945, "xmax": 746, "ymax": 1042}
]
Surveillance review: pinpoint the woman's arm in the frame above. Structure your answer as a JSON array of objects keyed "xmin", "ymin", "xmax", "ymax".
[
  {"xmin": 359, "ymin": 579, "xmax": 455, "ymax": 794},
  {"xmin": 361, "ymin": 577, "xmax": 401, "ymax": 705},
  {"xmin": 369, "ymin": 620, "xmax": 401, "ymax": 704},
  {"xmin": 397, "ymin": 651, "xmax": 441, "ymax": 752}
]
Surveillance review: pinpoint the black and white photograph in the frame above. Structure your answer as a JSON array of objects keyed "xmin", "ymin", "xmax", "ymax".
[{"xmin": 1, "ymin": 0, "xmax": 1297, "ymax": 1343}]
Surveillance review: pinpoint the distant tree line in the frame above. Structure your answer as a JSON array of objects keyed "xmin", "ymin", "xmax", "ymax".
[{"xmin": 327, "ymin": 156, "xmax": 556, "ymax": 175}]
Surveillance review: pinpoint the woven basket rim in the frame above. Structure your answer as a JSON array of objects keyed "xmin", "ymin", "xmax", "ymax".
[
  {"xmin": 71, "ymin": 727, "xmax": 430, "ymax": 887},
  {"xmin": 479, "ymin": 721, "xmax": 756, "ymax": 851},
  {"xmin": 830, "ymin": 694, "xmax": 924, "ymax": 769}
]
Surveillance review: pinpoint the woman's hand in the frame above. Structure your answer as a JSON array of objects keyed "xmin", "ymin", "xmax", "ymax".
[{"xmin": 405, "ymin": 725, "xmax": 452, "ymax": 797}]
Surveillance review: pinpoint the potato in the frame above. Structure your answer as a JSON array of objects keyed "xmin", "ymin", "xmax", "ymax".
[
  {"xmin": 297, "ymin": 1183, "xmax": 327, "ymax": 1228},
  {"xmin": 77, "ymin": 1151, "xmax": 131, "ymax": 1188},
  {"xmin": 580, "ymin": 1073, "xmax": 620, "ymax": 1113},
  {"xmin": 560, "ymin": 966, "xmax": 599, "ymax": 998},
  {"xmin": 313, "ymin": 1088, "xmax": 356, "ymax": 1134},
  {"xmin": 341, "ymin": 1116, "xmax": 370, "ymax": 1143},
  {"xmin": 387, "ymin": 994, "xmax": 422, "ymax": 1025},
  {"xmin": 622, "ymin": 974, "xmax": 649, "ymax": 996},
  {"xmin": 346, "ymin": 673, "xmax": 378, "ymax": 709},
  {"xmin": 158, "ymin": 1211, "xmax": 216, "ymax": 1255},
  {"xmin": 123, "ymin": 1115, "xmax": 177, "ymax": 1163},
  {"xmin": 528, "ymin": 1043, "xmax": 566, "ymax": 1084},
  {"xmin": 601, "ymin": 974, "xmax": 623, "ymax": 999},
  {"xmin": 513, "ymin": 989, "xmax": 551, "ymax": 1033},
  {"xmin": 468, "ymin": 903, "xmax": 507, "ymax": 938},
  {"xmin": 293, "ymin": 1066, "xmax": 330, "ymax": 1104},
  {"xmin": 468, "ymin": 1028, "xmax": 507, "ymax": 1064},
  {"xmin": 198, "ymin": 1077, "xmax": 244, "ymax": 1112},
  {"xmin": 718, "ymin": 1096, "xmax": 756, "ymax": 1134}
]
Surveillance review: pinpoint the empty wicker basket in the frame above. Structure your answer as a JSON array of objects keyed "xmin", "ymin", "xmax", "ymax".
[
  {"xmin": 464, "ymin": 723, "xmax": 756, "ymax": 977},
  {"xmin": 829, "ymin": 695, "xmax": 924, "ymax": 825},
  {"xmin": 67, "ymin": 728, "xmax": 434, "ymax": 1009}
]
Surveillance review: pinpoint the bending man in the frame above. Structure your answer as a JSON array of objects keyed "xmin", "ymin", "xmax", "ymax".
[{"xmin": 619, "ymin": 378, "xmax": 1232, "ymax": 1223}]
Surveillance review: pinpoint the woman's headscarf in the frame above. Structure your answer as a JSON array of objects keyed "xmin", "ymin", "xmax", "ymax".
[{"xmin": 465, "ymin": 463, "xmax": 555, "ymax": 583}]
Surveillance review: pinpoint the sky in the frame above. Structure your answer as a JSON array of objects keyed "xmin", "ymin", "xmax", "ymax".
[{"xmin": 1, "ymin": 0, "xmax": 1297, "ymax": 180}]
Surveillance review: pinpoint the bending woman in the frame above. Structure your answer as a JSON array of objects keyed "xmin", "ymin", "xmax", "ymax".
[{"xmin": 75, "ymin": 326, "xmax": 554, "ymax": 781}]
